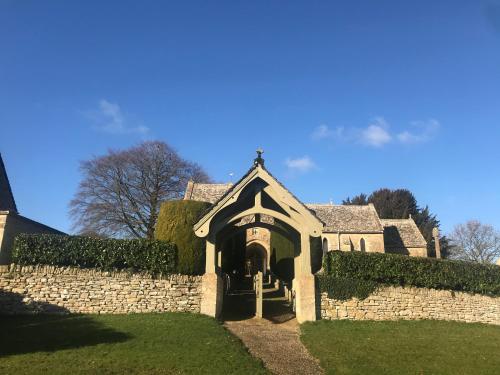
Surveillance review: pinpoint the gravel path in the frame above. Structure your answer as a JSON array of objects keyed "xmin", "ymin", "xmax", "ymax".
[
  {"xmin": 224, "ymin": 317, "xmax": 323, "ymax": 375},
  {"xmin": 223, "ymin": 282, "xmax": 323, "ymax": 375}
]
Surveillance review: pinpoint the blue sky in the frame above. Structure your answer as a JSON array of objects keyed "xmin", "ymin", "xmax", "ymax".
[{"xmin": 1, "ymin": 1, "xmax": 499, "ymax": 234}]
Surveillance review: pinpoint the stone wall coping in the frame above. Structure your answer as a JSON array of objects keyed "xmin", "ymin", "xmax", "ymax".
[
  {"xmin": 321, "ymin": 284, "xmax": 500, "ymax": 300},
  {"xmin": 0, "ymin": 264, "xmax": 202, "ymax": 282}
]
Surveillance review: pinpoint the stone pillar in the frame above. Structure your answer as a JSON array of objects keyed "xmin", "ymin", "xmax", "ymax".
[
  {"xmin": 293, "ymin": 232, "xmax": 317, "ymax": 323},
  {"xmin": 433, "ymin": 227, "xmax": 441, "ymax": 259},
  {"xmin": 200, "ymin": 236, "xmax": 223, "ymax": 317},
  {"xmin": 256, "ymin": 271, "xmax": 263, "ymax": 318},
  {"xmin": 217, "ymin": 248, "xmax": 222, "ymax": 269}
]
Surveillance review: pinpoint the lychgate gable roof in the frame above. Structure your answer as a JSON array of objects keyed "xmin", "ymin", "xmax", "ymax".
[
  {"xmin": 0, "ymin": 153, "xmax": 17, "ymax": 213},
  {"xmin": 193, "ymin": 162, "xmax": 324, "ymax": 238}
]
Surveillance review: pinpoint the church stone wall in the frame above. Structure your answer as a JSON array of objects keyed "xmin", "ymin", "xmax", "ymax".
[
  {"xmin": 0, "ymin": 265, "xmax": 202, "ymax": 314},
  {"xmin": 322, "ymin": 232, "xmax": 385, "ymax": 253},
  {"xmin": 386, "ymin": 246, "xmax": 428, "ymax": 257},
  {"xmin": 320, "ymin": 285, "xmax": 500, "ymax": 325}
]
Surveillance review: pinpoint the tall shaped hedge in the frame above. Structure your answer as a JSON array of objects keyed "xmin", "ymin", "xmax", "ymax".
[{"xmin": 155, "ymin": 200, "xmax": 211, "ymax": 275}]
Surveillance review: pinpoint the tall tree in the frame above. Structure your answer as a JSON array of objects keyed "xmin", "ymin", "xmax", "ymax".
[
  {"xmin": 70, "ymin": 141, "xmax": 211, "ymax": 240},
  {"xmin": 343, "ymin": 189, "xmax": 418, "ymax": 219},
  {"xmin": 448, "ymin": 220, "xmax": 500, "ymax": 264},
  {"xmin": 368, "ymin": 188, "xmax": 418, "ymax": 219},
  {"xmin": 342, "ymin": 193, "xmax": 368, "ymax": 205},
  {"xmin": 343, "ymin": 188, "xmax": 449, "ymax": 257}
]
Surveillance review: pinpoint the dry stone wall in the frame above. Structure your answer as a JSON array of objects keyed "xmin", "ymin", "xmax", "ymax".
[
  {"xmin": 0, "ymin": 265, "xmax": 201, "ymax": 314},
  {"xmin": 321, "ymin": 285, "xmax": 500, "ymax": 325}
]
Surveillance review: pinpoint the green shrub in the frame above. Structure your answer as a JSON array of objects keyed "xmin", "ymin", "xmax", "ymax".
[
  {"xmin": 321, "ymin": 251, "xmax": 500, "ymax": 299},
  {"xmin": 12, "ymin": 234, "xmax": 177, "ymax": 274},
  {"xmin": 318, "ymin": 276, "xmax": 378, "ymax": 300},
  {"xmin": 155, "ymin": 200, "xmax": 211, "ymax": 275},
  {"xmin": 310, "ymin": 236, "xmax": 323, "ymax": 274},
  {"xmin": 270, "ymin": 231, "xmax": 295, "ymax": 282}
]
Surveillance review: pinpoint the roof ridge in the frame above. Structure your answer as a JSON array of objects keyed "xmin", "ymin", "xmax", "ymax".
[
  {"xmin": 380, "ymin": 218, "xmax": 413, "ymax": 222},
  {"xmin": 193, "ymin": 182, "xmax": 233, "ymax": 185},
  {"xmin": 306, "ymin": 203, "xmax": 372, "ymax": 208}
]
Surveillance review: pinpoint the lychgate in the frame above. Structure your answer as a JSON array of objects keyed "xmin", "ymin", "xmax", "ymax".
[{"xmin": 193, "ymin": 152, "xmax": 323, "ymax": 323}]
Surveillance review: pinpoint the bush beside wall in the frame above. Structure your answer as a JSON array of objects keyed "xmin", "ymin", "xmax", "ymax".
[
  {"xmin": 155, "ymin": 200, "xmax": 211, "ymax": 275},
  {"xmin": 320, "ymin": 251, "xmax": 500, "ymax": 300},
  {"xmin": 270, "ymin": 231, "xmax": 295, "ymax": 282},
  {"xmin": 318, "ymin": 276, "xmax": 378, "ymax": 301},
  {"xmin": 12, "ymin": 234, "xmax": 177, "ymax": 274}
]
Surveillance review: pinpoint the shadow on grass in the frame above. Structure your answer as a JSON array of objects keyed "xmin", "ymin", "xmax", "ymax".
[{"xmin": 0, "ymin": 290, "xmax": 131, "ymax": 357}]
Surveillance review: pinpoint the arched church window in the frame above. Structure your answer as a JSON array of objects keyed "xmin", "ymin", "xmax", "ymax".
[
  {"xmin": 322, "ymin": 238, "xmax": 328, "ymax": 257},
  {"xmin": 360, "ymin": 238, "xmax": 366, "ymax": 252}
]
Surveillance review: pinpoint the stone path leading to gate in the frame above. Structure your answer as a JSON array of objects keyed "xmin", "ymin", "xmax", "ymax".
[
  {"xmin": 222, "ymin": 279, "xmax": 323, "ymax": 374},
  {"xmin": 224, "ymin": 317, "xmax": 324, "ymax": 375}
]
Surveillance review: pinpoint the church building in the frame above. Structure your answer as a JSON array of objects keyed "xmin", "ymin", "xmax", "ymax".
[
  {"xmin": 0, "ymin": 154, "xmax": 63, "ymax": 264},
  {"xmin": 184, "ymin": 150, "xmax": 428, "ymax": 322},
  {"xmin": 184, "ymin": 155, "xmax": 428, "ymax": 263}
]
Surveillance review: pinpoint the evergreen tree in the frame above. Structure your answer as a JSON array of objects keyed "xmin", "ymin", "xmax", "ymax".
[
  {"xmin": 342, "ymin": 193, "xmax": 368, "ymax": 205},
  {"xmin": 343, "ymin": 188, "xmax": 449, "ymax": 257},
  {"xmin": 368, "ymin": 188, "xmax": 418, "ymax": 219}
]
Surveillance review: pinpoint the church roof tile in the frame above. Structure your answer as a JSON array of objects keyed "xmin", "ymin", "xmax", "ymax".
[
  {"xmin": 306, "ymin": 204, "xmax": 384, "ymax": 233},
  {"xmin": 380, "ymin": 218, "xmax": 427, "ymax": 248}
]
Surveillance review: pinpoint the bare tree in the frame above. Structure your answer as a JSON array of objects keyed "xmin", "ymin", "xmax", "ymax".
[
  {"xmin": 70, "ymin": 141, "xmax": 211, "ymax": 239},
  {"xmin": 448, "ymin": 220, "xmax": 500, "ymax": 264}
]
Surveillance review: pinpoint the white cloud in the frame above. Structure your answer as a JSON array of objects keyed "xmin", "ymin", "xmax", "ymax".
[
  {"xmin": 397, "ymin": 119, "xmax": 440, "ymax": 144},
  {"xmin": 285, "ymin": 156, "xmax": 316, "ymax": 173},
  {"xmin": 311, "ymin": 124, "xmax": 346, "ymax": 141},
  {"xmin": 86, "ymin": 99, "xmax": 149, "ymax": 135},
  {"xmin": 360, "ymin": 117, "xmax": 392, "ymax": 147},
  {"xmin": 311, "ymin": 117, "xmax": 439, "ymax": 149},
  {"xmin": 311, "ymin": 124, "xmax": 333, "ymax": 140}
]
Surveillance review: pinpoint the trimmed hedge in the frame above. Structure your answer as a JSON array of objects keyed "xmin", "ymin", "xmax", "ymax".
[
  {"xmin": 155, "ymin": 200, "xmax": 211, "ymax": 275},
  {"xmin": 12, "ymin": 234, "xmax": 177, "ymax": 274},
  {"xmin": 318, "ymin": 276, "xmax": 378, "ymax": 301},
  {"xmin": 319, "ymin": 251, "xmax": 500, "ymax": 300},
  {"xmin": 270, "ymin": 231, "xmax": 295, "ymax": 282}
]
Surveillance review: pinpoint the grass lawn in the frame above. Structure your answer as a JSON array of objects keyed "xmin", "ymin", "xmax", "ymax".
[
  {"xmin": 0, "ymin": 313, "xmax": 268, "ymax": 375},
  {"xmin": 301, "ymin": 320, "xmax": 500, "ymax": 375}
]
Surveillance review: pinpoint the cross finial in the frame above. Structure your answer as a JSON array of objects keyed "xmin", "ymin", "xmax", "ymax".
[
  {"xmin": 432, "ymin": 227, "xmax": 439, "ymax": 238},
  {"xmin": 254, "ymin": 148, "xmax": 265, "ymax": 166}
]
